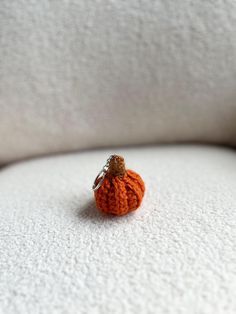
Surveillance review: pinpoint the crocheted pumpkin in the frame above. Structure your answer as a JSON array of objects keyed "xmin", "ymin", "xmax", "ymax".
[{"xmin": 93, "ymin": 155, "xmax": 145, "ymax": 216}]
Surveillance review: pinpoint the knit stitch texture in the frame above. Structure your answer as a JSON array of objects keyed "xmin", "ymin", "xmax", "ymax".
[{"xmin": 95, "ymin": 170, "xmax": 145, "ymax": 216}]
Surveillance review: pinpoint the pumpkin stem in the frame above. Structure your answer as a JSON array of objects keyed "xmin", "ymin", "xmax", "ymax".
[{"xmin": 108, "ymin": 155, "xmax": 126, "ymax": 177}]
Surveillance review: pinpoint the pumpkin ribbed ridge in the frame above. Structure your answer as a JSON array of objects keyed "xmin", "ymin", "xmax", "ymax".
[{"xmin": 95, "ymin": 170, "xmax": 145, "ymax": 216}]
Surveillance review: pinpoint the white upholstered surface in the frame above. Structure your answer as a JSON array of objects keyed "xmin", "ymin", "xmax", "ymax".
[
  {"xmin": 1, "ymin": 0, "xmax": 236, "ymax": 164},
  {"xmin": 0, "ymin": 145, "xmax": 236, "ymax": 314}
]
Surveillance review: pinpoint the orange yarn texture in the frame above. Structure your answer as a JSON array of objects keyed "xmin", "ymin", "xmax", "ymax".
[{"xmin": 94, "ymin": 156, "xmax": 145, "ymax": 216}]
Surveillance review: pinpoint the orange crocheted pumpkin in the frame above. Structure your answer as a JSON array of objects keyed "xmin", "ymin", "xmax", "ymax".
[{"xmin": 93, "ymin": 155, "xmax": 145, "ymax": 216}]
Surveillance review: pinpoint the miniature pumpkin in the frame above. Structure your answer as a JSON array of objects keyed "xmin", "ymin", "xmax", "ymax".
[{"xmin": 93, "ymin": 155, "xmax": 145, "ymax": 216}]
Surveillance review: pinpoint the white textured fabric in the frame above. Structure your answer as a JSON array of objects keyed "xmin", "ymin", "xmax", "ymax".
[
  {"xmin": 1, "ymin": 1, "xmax": 236, "ymax": 164},
  {"xmin": 0, "ymin": 145, "xmax": 236, "ymax": 314}
]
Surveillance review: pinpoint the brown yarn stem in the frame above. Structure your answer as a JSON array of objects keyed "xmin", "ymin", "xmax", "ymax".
[{"xmin": 108, "ymin": 155, "xmax": 126, "ymax": 177}]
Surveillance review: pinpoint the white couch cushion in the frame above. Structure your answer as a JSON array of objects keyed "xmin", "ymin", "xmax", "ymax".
[
  {"xmin": 0, "ymin": 145, "xmax": 236, "ymax": 313},
  {"xmin": 1, "ymin": 0, "xmax": 236, "ymax": 163}
]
